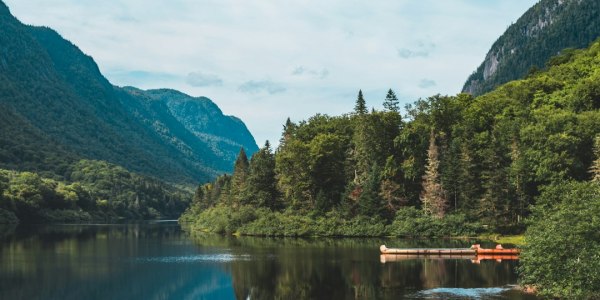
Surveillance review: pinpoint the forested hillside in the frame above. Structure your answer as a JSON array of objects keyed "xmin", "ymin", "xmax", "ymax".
[
  {"xmin": 0, "ymin": 160, "xmax": 191, "ymax": 223},
  {"xmin": 0, "ymin": 1, "xmax": 257, "ymax": 185},
  {"xmin": 183, "ymin": 38, "xmax": 600, "ymax": 237},
  {"xmin": 463, "ymin": 0, "xmax": 600, "ymax": 96}
]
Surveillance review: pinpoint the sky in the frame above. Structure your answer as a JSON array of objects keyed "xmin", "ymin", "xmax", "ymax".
[{"xmin": 4, "ymin": 0, "xmax": 538, "ymax": 147}]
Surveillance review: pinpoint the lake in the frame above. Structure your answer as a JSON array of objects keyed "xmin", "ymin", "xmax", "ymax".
[{"xmin": 0, "ymin": 222, "xmax": 537, "ymax": 299}]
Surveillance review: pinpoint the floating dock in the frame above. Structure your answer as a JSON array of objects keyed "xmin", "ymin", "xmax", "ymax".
[
  {"xmin": 380, "ymin": 245, "xmax": 475, "ymax": 255},
  {"xmin": 380, "ymin": 244, "xmax": 520, "ymax": 256}
]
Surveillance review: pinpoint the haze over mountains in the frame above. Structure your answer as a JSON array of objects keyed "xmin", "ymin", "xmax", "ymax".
[
  {"xmin": 0, "ymin": 1, "xmax": 257, "ymax": 185},
  {"xmin": 463, "ymin": 0, "xmax": 600, "ymax": 96}
]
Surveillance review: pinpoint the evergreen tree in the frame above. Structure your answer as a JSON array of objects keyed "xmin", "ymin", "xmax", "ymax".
[
  {"xmin": 354, "ymin": 90, "xmax": 367, "ymax": 115},
  {"xmin": 457, "ymin": 143, "xmax": 479, "ymax": 211},
  {"xmin": 230, "ymin": 148, "xmax": 249, "ymax": 206},
  {"xmin": 280, "ymin": 117, "xmax": 296, "ymax": 146},
  {"xmin": 591, "ymin": 135, "xmax": 600, "ymax": 183},
  {"xmin": 245, "ymin": 141, "xmax": 279, "ymax": 209},
  {"xmin": 383, "ymin": 89, "xmax": 400, "ymax": 112},
  {"xmin": 309, "ymin": 133, "xmax": 346, "ymax": 211},
  {"xmin": 420, "ymin": 131, "xmax": 447, "ymax": 218},
  {"xmin": 351, "ymin": 113, "xmax": 371, "ymax": 185},
  {"xmin": 380, "ymin": 155, "xmax": 406, "ymax": 212},
  {"xmin": 193, "ymin": 184, "xmax": 206, "ymax": 208},
  {"xmin": 359, "ymin": 163, "xmax": 384, "ymax": 216}
]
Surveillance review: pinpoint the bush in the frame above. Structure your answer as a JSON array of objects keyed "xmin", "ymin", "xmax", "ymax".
[
  {"xmin": 388, "ymin": 207, "xmax": 485, "ymax": 237},
  {"xmin": 520, "ymin": 181, "xmax": 600, "ymax": 299}
]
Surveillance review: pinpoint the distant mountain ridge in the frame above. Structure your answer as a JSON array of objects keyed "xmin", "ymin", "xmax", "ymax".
[
  {"xmin": 463, "ymin": 0, "xmax": 600, "ymax": 96},
  {"xmin": 0, "ymin": 1, "xmax": 257, "ymax": 184}
]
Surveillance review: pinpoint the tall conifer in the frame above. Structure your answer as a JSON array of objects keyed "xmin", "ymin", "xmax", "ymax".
[
  {"xmin": 383, "ymin": 89, "xmax": 400, "ymax": 112},
  {"xmin": 354, "ymin": 90, "xmax": 367, "ymax": 115},
  {"xmin": 231, "ymin": 148, "xmax": 249, "ymax": 206},
  {"xmin": 420, "ymin": 131, "xmax": 447, "ymax": 218}
]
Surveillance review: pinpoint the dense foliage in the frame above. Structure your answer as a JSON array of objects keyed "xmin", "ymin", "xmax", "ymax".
[
  {"xmin": 520, "ymin": 181, "xmax": 600, "ymax": 298},
  {"xmin": 0, "ymin": 3, "xmax": 257, "ymax": 185},
  {"xmin": 463, "ymin": 0, "xmax": 600, "ymax": 96},
  {"xmin": 183, "ymin": 40, "xmax": 600, "ymax": 239},
  {"xmin": 0, "ymin": 160, "xmax": 191, "ymax": 223}
]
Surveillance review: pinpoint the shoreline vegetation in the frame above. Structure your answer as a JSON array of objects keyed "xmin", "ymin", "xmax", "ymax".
[
  {"xmin": 182, "ymin": 40, "xmax": 600, "ymax": 298},
  {"xmin": 180, "ymin": 206, "xmax": 488, "ymax": 239}
]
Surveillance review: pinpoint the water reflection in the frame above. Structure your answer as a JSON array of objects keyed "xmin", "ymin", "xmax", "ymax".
[
  {"xmin": 190, "ymin": 235, "xmax": 536, "ymax": 300},
  {"xmin": 0, "ymin": 223, "xmax": 235, "ymax": 300},
  {"xmin": 0, "ymin": 224, "xmax": 537, "ymax": 299}
]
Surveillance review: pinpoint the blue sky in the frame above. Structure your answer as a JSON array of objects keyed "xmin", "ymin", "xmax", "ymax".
[{"xmin": 5, "ymin": 0, "xmax": 538, "ymax": 146}]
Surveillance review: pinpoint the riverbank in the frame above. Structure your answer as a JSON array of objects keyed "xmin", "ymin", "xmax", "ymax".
[{"xmin": 179, "ymin": 205, "xmax": 526, "ymax": 239}]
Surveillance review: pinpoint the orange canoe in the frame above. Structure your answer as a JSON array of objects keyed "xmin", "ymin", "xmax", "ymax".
[{"xmin": 471, "ymin": 244, "xmax": 520, "ymax": 255}]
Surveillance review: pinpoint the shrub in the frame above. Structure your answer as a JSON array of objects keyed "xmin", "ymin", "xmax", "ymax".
[
  {"xmin": 520, "ymin": 181, "xmax": 600, "ymax": 299},
  {"xmin": 388, "ymin": 207, "xmax": 485, "ymax": 237}
]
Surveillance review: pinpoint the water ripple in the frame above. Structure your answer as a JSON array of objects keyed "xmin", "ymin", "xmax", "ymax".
[
  {"xmin": 135, "ymin": 254, "xmax": 251, "ymax": 263},
  {"xmin": 413, "ymin": 287, "xmax": 511, "ymax": 299}
]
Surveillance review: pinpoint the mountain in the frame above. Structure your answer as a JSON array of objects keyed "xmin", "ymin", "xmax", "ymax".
[
  {"xmin": 462, "ymin": 0, "xmax": 600, "ymax": 96},
  {"xmin": 120, "ymin": 88, "xmax": 258, "ymax": 166},
  {"xmin": 0, "ymin": 1, "xmax": 257, "ymax": 185}
]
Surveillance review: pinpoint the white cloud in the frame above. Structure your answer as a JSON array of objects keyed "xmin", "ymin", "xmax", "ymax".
[
  {"xmin": 3, "ymin": 0, "xmax": 539, "ymax": 146},
  {"xmin": 398, "ymin": 41, "xmax": 436, "ymax": 59},
  {"xmin": 291, "ymin": 66, "xmax": 329, "ymax": 79},
  {"xmin": 238, "ymin": 80, "xmax": 286, "ymax": 95},
  {"xmin": 419, "ymin": 79, "xmax": 437, "ymax": 89},
  {"xmin": 186, "ymin": 72, "xmax": 223, "ymax": 87}
]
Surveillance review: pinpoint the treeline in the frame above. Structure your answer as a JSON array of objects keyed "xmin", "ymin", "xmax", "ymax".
[
  {"xmin": 183, "ymin": 40, "xmax": 600, "ymax": 239},
  {"xmin": 0, "ymin": 160, "xmax": 191, "ymax": 223}
]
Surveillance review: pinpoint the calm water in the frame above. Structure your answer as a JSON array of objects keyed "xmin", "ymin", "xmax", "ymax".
[{"xmin": 0, "ymin": 222, "xmax": 538, "ymax": 300}]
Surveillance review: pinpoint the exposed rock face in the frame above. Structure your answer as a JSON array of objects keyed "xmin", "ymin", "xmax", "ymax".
[
  {"xmin": 483, "ymin": 52, "xmax": 500, "ymax": 80},
  {"xmin": 462, "ymin": 0, "xmax": 600, "ymax": 96}
]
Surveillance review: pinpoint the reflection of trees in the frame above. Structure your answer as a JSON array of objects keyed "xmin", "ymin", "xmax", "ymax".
[
  {"xmin": 0, "ymin": 224, "xmax": 16, "ymax": 240},
  {"xmin": 380, "ymin": 258, "xmax": 520, "ymax": 298},
  {"xmin": 193, "ymin": 236, "xmax": 521, "ymax": 300},
  {"xmin": 0, "ymin": 223, "xmax": 231, "ymax": 299}
]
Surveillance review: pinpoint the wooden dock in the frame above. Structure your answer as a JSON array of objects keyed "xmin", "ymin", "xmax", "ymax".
[
  {"xmin": 380, "ymin": 244, "xmax": 520, "ymax": 255},
  {"xmin": 380, "ymin": 245, "xmax": 475, "ymax": 255}
]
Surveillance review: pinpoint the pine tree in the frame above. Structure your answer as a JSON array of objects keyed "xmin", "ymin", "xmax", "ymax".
[
  {"xmin": 420, "ymin": 131, "xmax": 447, "ymax": 218},
  {"xmin": 193, "ymin": 184, "xmax": 206, "ymax": 208},
  {"xmin": 379, "ymin": 155, "xmax": 406, "ymax": 213},
  {"xmin": 591, "ymin": 135, "xmax": 600, "ymax": 183},
  {"xmin": 280, "ymin": 117, "xmax": 296, "ymax": 146},
  {"xmin": 359, "ymin": 163, "xmax": 384, "ymax": 217},
  {"xmin": 230, "ymin": 148, "xmax": 249, "ymax": 206},
  {"xmin": 352, "ymin": 113, "xmax": 371, "ymax": 185},
  {"xmin": 352, "ymin": 90, "xmax": 373, "ymax": 185},
  {"xmin": 245, "ymin": 141, "xmax": 278, "ymax": 209},
  {"xmin": 354, "ymin": 90, "xmax": 367, "ymax": 115},
  {"xmin": 383, "ymin": 89, "xmax": 400, "ymax": 112}
]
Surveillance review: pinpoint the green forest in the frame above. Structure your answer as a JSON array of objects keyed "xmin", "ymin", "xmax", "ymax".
[
  {"xmin": 0, "ymin": 160, "xmax": 191, "ymax": 223},
  {"xmin": 182, "ymin": 39, "xmax": 600, "ymax": 298}
]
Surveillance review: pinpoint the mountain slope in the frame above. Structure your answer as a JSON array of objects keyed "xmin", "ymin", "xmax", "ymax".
[
  {"xmin": 463, "ymin": 0, "xmax": 600, "ymax": 96},
  {"xmin": 0, "ymin": 1, "xmax": 257, "ymax": 184},
  {"xmin": 128, "ymin": 88, "xmax": 258, "ymax": 164}
]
